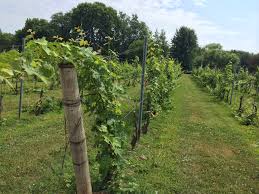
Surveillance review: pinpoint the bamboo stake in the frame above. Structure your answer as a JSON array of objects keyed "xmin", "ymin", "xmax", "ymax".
[{"xmin": 59, "ymin": 63, "xmax": 92, "ymax": 194}]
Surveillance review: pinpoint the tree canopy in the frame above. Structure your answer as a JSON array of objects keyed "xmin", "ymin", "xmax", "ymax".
[
  {"xmin": 0, "ymin": 2, "xmax": 257, "ymax": 71},
  {"xmin": 12, "ymin": 2, "xmax": 149, "ymax": 61},
  {"xmin": 170, "ymin": 26, "xmax": 198, "ymax": 71},
  {"xmin": 154, "ymin": 29, "xmax": 170, "ymax": 57},
  {"xmin": 0, "ymin": 29, "xmax": 16, "ymax": 52},
  {"xmin": 193, "ymin": 43, "xmax": 259, "ymax": 73}
]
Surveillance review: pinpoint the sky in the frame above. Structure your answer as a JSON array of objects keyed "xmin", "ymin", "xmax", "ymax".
[{"xmin": 0, "ymin": 0, "xmax": 258, "ymax": 53}]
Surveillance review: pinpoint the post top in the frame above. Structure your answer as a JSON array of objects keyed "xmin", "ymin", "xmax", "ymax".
[{"xmin": 59, "ymin": 63, "xmax": 75, "ymax": 69}]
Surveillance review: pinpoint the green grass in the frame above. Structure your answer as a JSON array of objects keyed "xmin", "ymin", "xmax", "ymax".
[
  {"xmin": 122, "ymin": 74, "xmax": 259, "ymax": 193},
  {"xmin": 0, "ymin": 75, "xmax": 258, "ymax": 193},
  {"xmin": 0, "ymin": 81, "xmax": 140, "ymax": 193},
  {"xmin": 0, "ymin": 83, "xmax": 76, "ymax": 193}
]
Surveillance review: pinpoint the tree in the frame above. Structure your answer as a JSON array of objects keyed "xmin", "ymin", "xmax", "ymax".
[
  {"xmin": 0, "ymin": 29, "xmax": 16, "ymax": 52},
  {"xmin": 114, "ymin": 13, "xmax": 149, "ymax": 60},
  {"xmin": 204, "ymin": 43, "xmax": 222, "ymax": 50},
  {"xmin": 48, "ymin": 12, "xmax": 72, "ymax": 40},
  {"xmin": 124, "ymin": 39, "xmax": 144, "ymax": 62},
  {"xmin": 170, "ymin": 26, "xmax": 198, "ymax": 71},
  {"xmin": 233, "ymin": 50, "xmax": 251, "ymax": 68},
  {"xmin": 193, "ymin": 43, "xmax": 240, "ymax": 70},
  {"xmin": 14, "ymin": 18, "xmax": 51, "ymax": 45},
  {"xmin": 12, "ymin": 2, "xmax": 149, "ymax": 61},
  {"xmin": 247, "ymin": 54, "xmax": 259, "ymax": 73},
  {"xmin": 154, "ymin": 29, "xmax": 170, "ymax": 57},
  {"xmin": 70, "ymin": 2, "xmax": 119, "ymax": 52}
]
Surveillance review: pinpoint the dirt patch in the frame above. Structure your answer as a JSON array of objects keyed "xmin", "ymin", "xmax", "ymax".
[
  {"xmin": 221, "ymin": 147, "xmax": 235, "ymax": 158},
  {"xmin": 190, "ymin": 163, "xmax": 202, "ymax": 173},
  {"xmin": 185, "ymin": 100, "xmax": 204, "ymax": 123},
  {"xmin": 194, "ymin": 143, "xmax": 235, "ymax": 158},
  {"xmin": 189, "ymin": 113, "xmax": 203, "ymax": 123}
]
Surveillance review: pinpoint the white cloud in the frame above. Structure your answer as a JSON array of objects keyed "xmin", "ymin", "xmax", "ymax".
[
  {"xmin": 84, "ymin": 0, "xmax": 238, "ymax": 47},
  {"xmin": 192, "ymin": 0, "xmax": 207, "ymax": 7},
  {"xmin": 231, "ymin": 17, "xmax": 247, "ymax": 23},
  {"xmin": 0, "ymin": 0, "xmax": 79, "ymax": 33},
  {"xmin": 0, "ymin": 0, "xmax": 257, "ymax": 52}
]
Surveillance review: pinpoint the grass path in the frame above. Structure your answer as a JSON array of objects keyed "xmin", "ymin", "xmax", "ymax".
[
  {"xmin": 124, "ymin": 75, "xmax": 259, "ymax": 193},
  {"xmin": 0, "ymin": 75, "xmax": 258, "ymax": 193}
]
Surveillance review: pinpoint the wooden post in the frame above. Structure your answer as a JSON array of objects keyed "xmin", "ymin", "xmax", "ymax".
[{"xmin": 59, "ymin": 63, "xmax": 92, "ymax": 194}]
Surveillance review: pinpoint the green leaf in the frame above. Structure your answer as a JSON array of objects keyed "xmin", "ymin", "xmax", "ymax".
[
  {"xmin": 0, "ymin": 76, "xmax": 13, "ymax": 88},
  {"xmin": 22, "ymin": 65, "xmax": 48, "ymax": 85},
  {"xmin": 98, "ymin": 125, "xmax": 108, "ymax": 133},
  {"xmin": 34, "ymin": 38, "xmax": 48, "ymax": 46},
  {"xmin": 42, "ymin": 45, "xmax": 51, "ymax": 56},
  {"xmin": 0, "ymin": 68, "xmax": 13, "ymax": 76},
  {"xmin": 60, "ymin": 43, "xmax": 71, "ymax": 51}
]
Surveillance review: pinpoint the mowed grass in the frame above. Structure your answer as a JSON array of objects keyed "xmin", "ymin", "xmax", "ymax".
[
  {"xmin": 0, "ymin": 83, "xmax": 75, "ymax": 193},
  {"xmin": 122, "ymin": 74, "xmax": 259, "ymax": 193},
  {"xmin": 0, "ymin": 81, "xmax": 140, "ymax": 193},
  {"xmin": 0, "ymin": 76, "xmax": 258, "ymax": 193}
]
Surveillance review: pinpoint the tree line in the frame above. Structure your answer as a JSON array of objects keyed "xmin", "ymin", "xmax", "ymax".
[
  {"xmin": 193, "ymin": 43, "xmax": 259, "ymax": 73},
  {"xmin": 0, "ymin": 2, "xmax": 258, "ymax": 72}
]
